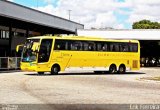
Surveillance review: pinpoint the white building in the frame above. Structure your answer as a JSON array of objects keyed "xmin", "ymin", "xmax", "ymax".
[{"xmin": 77, "ymin": 29, "xmax": 160, "ymax": 40}]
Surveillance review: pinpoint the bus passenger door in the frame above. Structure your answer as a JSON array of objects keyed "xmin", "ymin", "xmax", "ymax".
[{"xmin": 37, "ymin": 39, "xmax": 53, "ymax": 72}]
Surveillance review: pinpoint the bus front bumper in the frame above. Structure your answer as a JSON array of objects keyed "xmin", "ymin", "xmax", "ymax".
[{"xmin": 20, "ymin": 62, "xmax": 37, "ymax": 72}]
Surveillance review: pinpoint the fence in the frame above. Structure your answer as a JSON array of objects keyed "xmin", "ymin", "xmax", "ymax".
[{"xmin": 0, "ymin": 57, "xmax": 21, "ymax": 70}]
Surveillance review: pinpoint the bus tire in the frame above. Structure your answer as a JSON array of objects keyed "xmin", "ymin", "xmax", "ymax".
[
  {"xmin": 38, "ymin": 72, "xmax": 44, "ymax": 75},
  {"xmin": 109, "ymin": 64, "xmax": 117, "ymax": 74},
  {"xmin": 51, "ymin": 64, "xmax": 60, "ymax": 75},
  {"xmin": 118, "ymin": 64, "xmax": 126, "ymax": 74}
]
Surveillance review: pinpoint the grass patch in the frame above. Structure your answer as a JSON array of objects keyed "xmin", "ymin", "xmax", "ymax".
[
  {"xmin": 141, "ymin": 77, "xmax": 160, "ymax": 81},
  {"xmin": 151, "ymin": 77, "xmax": 160, "ymax": 81}
]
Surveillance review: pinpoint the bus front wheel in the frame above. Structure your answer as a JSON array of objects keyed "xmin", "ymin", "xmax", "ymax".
[
  {"xmin": 51, "ymin": 65, "xmax": 60, "ymax": 75},
  {"xmin": 109, "ymin": 64, "xmax": 117, "ymax": 74}
]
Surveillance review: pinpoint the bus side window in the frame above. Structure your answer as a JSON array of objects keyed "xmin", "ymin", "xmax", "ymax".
[
  {"xmin": 54, "ymin": 40, "xmax": 59, "ymax": 50},
  {"xmin": 88, "ymin": 42, "xmax": 96, "ymax": 51},
  {"xmin": 129, "ymin": 43, "xmax": 132, "ymax": 52},
  {"xmin": 70, "ymin": 43, "xmax": 74, "ymax": 50},
  {"xmin": 54, "ymin": 40, "xmax": 66, "ymax": 50},
  {"xmin": 56, "ymin": 44, "xmax": 60, "ymax": 50},
  {"xmin": 107, "ymin": 43, "xmax": 110, "ymax": 51},
  {"xmin": 109, "ymin": 43, "xmax": 119, "ymax": 52},
  {"xmin": 102, "ymin": 44, "xmax": 106, "ymax": 51},
  {"xmin": 65, "ymin": 41, "xmax": 68, "ymax": 50},
  {"xmin": 119, "ymin": 44, "xmax": 123, "ymax": 52},
  {"xmin": 70, "ymin": 41, "xmax": 82, "ymax": 51},
  {"xmin": 122, "ymin": 43, "xmax": 129, "ymax": 52},
  {"xmin": 101, "ymin": 43, "xmax": 108, "ymax": 51},
  {"xmin": 115, "ymin": 43, "xmax": 119, "ymax": 52},
  {"xmin": 75, "ymin": 41, "xmax": 83, "ymax": 50},
  {"xmin": 97, "ymin": 43, "xmax": 102, "ymax": 51},
  {"xmin": 132, "ymin": 44, "xmax": 138, "ymax": 52},
  {"xmin": 83, "ymin": 42, "xmax": 89, "ymax": 51},
  {"xmin": 60, "ymin": 41, "xmax": 66, "ymax": 50},
  {"xmin": 88, "ymin": 45, "xmax": 93, "ymax": 51},
  {"xmin": 88, "ymin": 44, "xmax": 93, "ymax": 51},
  {"xmin": 67, "ymin": 41, "xmax": 73, "ymax": 50},
  {"xmin": 112, "ymin": 45, "xmax": 116, "ymax": 51},
  {"xmin": 110, "ymin": 43, "xmax": 116, "ymax": 52},
  {"xmin": 78, "ymin": 41, "xmax": 83, "ymax": 50}
]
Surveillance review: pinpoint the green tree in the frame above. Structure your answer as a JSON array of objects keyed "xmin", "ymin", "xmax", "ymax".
[{"xmin": 132, "ymin": 20, "xmax": 160, "ymax": 29}]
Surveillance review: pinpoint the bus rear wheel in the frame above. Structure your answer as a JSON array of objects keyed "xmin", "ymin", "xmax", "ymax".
[
  {"xmin": 51, "ymin": 65, "xmax": 60, "ymax": 75},
  {"xmin": 118, "ymin": 65, "xmax": 126, "ymax": 74},
  {"xmin": 109, "ymin": 64, "xmax": 117, "ymax": 74}
]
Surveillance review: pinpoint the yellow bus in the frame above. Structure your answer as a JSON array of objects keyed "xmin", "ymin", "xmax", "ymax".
[{"xmin": 17, "ymin": 36, "xmax": 140, "ymax": 75}]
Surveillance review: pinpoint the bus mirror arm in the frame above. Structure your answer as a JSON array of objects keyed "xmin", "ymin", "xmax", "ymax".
[{"xmin": 16, "ymin": 44, "xmax": 24, "ymax": 52}]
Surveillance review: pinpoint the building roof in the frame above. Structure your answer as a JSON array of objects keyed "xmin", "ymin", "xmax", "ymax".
[{"xmin": 0, "ymin": 0, "xmax": 84, "ymax": 33}]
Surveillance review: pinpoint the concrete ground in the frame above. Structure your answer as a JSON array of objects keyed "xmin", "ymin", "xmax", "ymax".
[{"xmin": 0, "ymin": 68, "xmax": 160, "ymax": 109}]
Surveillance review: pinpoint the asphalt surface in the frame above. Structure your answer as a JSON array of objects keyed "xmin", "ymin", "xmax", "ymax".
[{"xmin": 0, "ymin": 68, "xmax": 160, "ymax": 109}]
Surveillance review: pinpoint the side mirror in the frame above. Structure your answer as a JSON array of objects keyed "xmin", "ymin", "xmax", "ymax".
[{"xmin": 16, "ymin": 45, "xmax": 23, "ymax": 52}]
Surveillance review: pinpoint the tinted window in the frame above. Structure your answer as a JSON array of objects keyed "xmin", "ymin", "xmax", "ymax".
[
  {"xmin": 96, "ymin": 42, "xmax": 109, "ymax": 51},
  {"xmin": 110, "ymin": 43, "xmax": 117, "ymax": 51},
  {"xmin": 121, "ymin": 43, "xmax": 129, "ymax": 52},
  {"xmin": 88, "ymin": 42, "xmax": 96, "ymax": 51},
  {"xmin": 54, "ymin": 39, "xmax": 138, "ymax": 52},
  {"xmin": 54, "ymin": 40, "xmax": 66, "ymax": 50},
  {"xmin": 82, "ymin": 41, "xmax": 88, "ymax": 51},
  {"xmin": 97, "ymin": 43, "xmax": 102, "ymax": 51},
  {"xmin": 71, "ymin": 41, "xmax": 83, "ymax": 50},
  {"xmin": 129, "ymin": 43, "xmax": 138, "ymax": 52},
  {"xmin": 38, "ymin": 39, "xmax": 53, "ymax": 63}
]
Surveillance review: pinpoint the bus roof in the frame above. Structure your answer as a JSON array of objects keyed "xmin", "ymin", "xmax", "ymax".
[{"xmin": 28, "ymin": 36, "xmax": 139, "ymax": 43}]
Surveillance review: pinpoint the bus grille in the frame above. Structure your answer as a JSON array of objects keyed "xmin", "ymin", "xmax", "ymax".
[{"xmin": 133, "ymin": 60, "xmax": 138, "ymax": 68}]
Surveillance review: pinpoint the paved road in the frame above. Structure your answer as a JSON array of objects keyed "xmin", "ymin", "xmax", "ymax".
[{"xmin": 0, "ymin": 68, "xmax": 160, "ymax": 106}]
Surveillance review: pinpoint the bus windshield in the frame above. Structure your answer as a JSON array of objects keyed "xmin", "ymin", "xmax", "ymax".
[{"xmin": 22, "ymin": 39, "xmax": 40, "ymax": 62}]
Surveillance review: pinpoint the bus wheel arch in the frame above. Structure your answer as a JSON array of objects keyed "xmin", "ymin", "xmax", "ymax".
[
  {"xmin": 118, "ymin": 64, "xmax": 126, "ymax": 74},
  {"xmin": 51, "ymin": 64, "xmax": 60, "ymax": 75},
  {"xmin": 109, "ymin": 64, "xmax": 117, "ymax": 74}
]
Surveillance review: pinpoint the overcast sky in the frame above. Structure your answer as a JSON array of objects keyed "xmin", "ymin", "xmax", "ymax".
[{"xmin": 8, "ymin": 0, "xmax": 160, "ymax": 29}]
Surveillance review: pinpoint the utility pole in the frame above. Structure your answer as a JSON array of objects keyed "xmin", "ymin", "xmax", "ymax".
[{"xmin": 68, "ymin": 10, "xmax": 72, "ymax": 20}]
